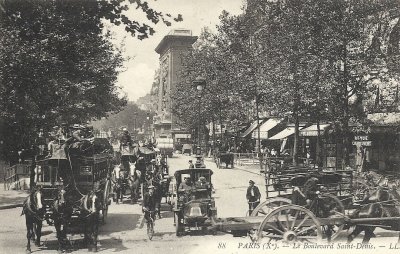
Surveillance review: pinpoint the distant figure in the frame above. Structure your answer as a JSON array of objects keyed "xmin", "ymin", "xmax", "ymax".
[
  {"xmin": 195, "ymin": 176, "xmax": 210, "ymax": 190},
  {"xmin": 119, "ymin": 128, "xmax": 133, "ymax": 149},
  {"xmin": 188, "ymin": 160, "xmax": 194, "ymax": 169},
  {"xmin": 178, "ymin": 177, "xmax": 193, "ymax": 202},
  {"xmin": 270, "ymin": 148, "xmax": 277, "ymax": 157}
]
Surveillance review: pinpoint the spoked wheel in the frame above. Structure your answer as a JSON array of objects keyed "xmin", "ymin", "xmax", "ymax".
[
  {"xmin": 175, "ymin": 213, "xmax": 184, "ymax": 236},
  {"xmin": 101, "ymin": 179, "xmax": 111, "ymax": 224},
  {"xmin": 255, "ymin": 205, "xmax": 322, "ymax": 244},
  {"xmin": 250, "ymin": 197, "xmax": 291, "ymax": 216},
  {"xmin": 147, "ymin": 221, "xmax": 154, "ymax": 240},
  {"xmin": 101, "ymin": 204, "xmax": 108, "ymax": 224},
  {"xmin": 313, "ymin": 193, "xmax": 345, "ymax": 241}
]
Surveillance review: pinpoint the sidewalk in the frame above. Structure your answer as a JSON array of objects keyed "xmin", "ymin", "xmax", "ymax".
[{"xmin": 0, "ymin": 186, "xmax": 28, "ymax": 210}]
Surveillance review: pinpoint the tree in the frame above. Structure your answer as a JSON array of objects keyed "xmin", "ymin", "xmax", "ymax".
[{"xmin": 0, "ymin": 0, "xmax": 182, "ymax": 161}]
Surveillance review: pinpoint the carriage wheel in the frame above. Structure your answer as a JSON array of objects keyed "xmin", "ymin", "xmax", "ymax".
[
  {"xmin": 175, "ymin": 213, "xmax": 184, "ymax": 236},
  {"xmin": 255, "ymin": 205, "xmax": 322, "ymax": 244},
  {"xmin": 315, "ymin": 193, "xmax": 345, "ymax": 241},
  {"xmin": 250, "ymin": 197, "xmax": 292, "ymax": 217},
  {"xmin": 102, "ymin": 179, "xmax": 111, "ymax": 224}
]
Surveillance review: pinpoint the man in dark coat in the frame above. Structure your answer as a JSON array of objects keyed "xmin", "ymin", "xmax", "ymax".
[
  {"xmin": 142, "ymin": 185, "xmax": 157, "ymax": 223},
  {"xmin": 291, "ymin": 173, "xmax": 320, "ymax": 207},
  {"xmin": 246, "ymin": 180, "xmax": 261, "ymax": 214},
  {"xmin": 119, "ymin": 128, "xmax": 133, "ymax": 148}
]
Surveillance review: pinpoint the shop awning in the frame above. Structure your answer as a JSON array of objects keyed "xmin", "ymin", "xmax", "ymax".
[
  {"xmin": 241, "ymin": 120, "xmax": 262, "ymax": 138},
  {"xmin": 252, "ymin": 118, "xmax": 282, "ymax": 139},
  {"xmin": 269, "ymin": 127, "xmax": 297, "ymax": 140},
  {"xmin": 299, "ymin": 124, "xmax": 330, "ymax": 137}
]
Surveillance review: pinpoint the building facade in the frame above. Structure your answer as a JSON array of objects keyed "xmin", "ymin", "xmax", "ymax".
[{"xmin": 153, "ymin": 29, "xmax": 198, "ymax": 140}]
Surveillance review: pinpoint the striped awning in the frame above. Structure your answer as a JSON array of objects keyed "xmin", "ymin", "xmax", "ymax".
[
  {"xmin": 241, "ymin": 120, "xmax": 262, "ymax": 138},
  {"xmin": 268, "ymin": 127, "xmax": 297, "ymax": 140},
  {"xmin": 252, "ymin": 118, "xmax": 282, "ymax": 139}
]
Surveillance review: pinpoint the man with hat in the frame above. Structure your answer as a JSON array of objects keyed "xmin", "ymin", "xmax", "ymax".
[
  {"xmin": 194, "ymin": 155, "xmax": 204, "ymax": 168},
  {"xmin": 119, "ymin": 127, "xmax": 134, "ymax": 172},
  {"xmin": 246, "ymin": 180, "xmax": 261, "ymax": 215},
  {"xmin": 196, "ymin": 176, "xmax": 210, "ymax": 191},
  {"xmin": 292, "ymin": 172, "xmax": 320, "ymax": 207},
  {"xmin": 143, "ymin": 185, "xmax": 157, "ymax": 225},
  {"xmin": 188, "ymin": 160, "xmax": 194, "ymax": 169},
  {"xmin": 119, "ymin": 127, "xmax": 133, "ymax": 149},
  {"xmin": 178, "ymin": 176, "xmax": 193, "ymax": 202}
]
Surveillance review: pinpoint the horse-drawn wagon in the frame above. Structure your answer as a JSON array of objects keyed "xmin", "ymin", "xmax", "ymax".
[
  {"xmin": 211, "ymin": 165, "xmax": 400, "ymax": 244},
  {"xmin": 28, "ymin": 137, "xmax": 114, "ymax": 252}
]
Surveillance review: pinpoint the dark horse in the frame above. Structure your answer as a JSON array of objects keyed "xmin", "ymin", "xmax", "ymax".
[
  {"xmin": 78, "ymin": 189, "xmax": 102, "ymax": 252},
  {"xmin": 347, "ymin": 186, "xmax": 400, "ymax": 244},
  {"xmin": 21, "ymin": 186, "xmax": 45, "ymax": 253},
  {"xmin": 51, "ymin": 187, "xmax": 72, "ymax": 254},
  {"xmin": 55, "ymin": 187, "xmax": 102, "ymax": 252}
]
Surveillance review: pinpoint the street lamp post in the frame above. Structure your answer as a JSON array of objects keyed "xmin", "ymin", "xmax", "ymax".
[
  {"xmin": 146, "ymin": 114, "xmax": 151, "ymax": 141},
  {"xmin": 248, "ymin": 35, "xmax": 263, "ymax": 173},
  {"xmin": 193, "ymin": 76, "xmax": 206, "ymax": 155}
]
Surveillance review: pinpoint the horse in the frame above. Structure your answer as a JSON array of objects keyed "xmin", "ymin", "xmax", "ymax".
[
  {"xmin": 159, "ymin": 176, "xmax": 172, "ymax": 204},
  {"xmin": 51, "ymin": 187, "xmax": 72, "ymax": 253},
  {"xmin": 21, "ymin": 186, "xmax": 45, "ymax": 253},
  {"xmin": 347, "ymin": 186, "xmax": 400, "ymax": 244},
  {"xmin": 219, "ymin": 152, "xmax": 234, "ymax": 169},
  {"xmin": 57, "ymin": 186, "xmax": 102, "ymax": 252},
  {"xmin": 128, "ymin": 167, "xmax": 141, "ymax": 203},
  {"xmin": 77, "ymin": 189, "xmax": 102, "ymax": 252},
  {"xmin": 112, "ymin": 164, "xmax": 129, "ymax": 204}
]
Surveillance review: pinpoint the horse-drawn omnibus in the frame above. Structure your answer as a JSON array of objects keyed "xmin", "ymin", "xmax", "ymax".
[{"xmin": 31, "ymin": 138, "xmax": 113, "ymax": 252}]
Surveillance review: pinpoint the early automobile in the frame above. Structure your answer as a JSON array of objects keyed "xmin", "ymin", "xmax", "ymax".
[{"xmin": 173, "ymin": 168, "xmax": 217, "ymax": 236}]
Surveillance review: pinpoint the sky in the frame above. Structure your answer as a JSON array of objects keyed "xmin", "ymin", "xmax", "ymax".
[{"xmin": 110, "ymin": 0, "xmax": 245, "ymax": 102}]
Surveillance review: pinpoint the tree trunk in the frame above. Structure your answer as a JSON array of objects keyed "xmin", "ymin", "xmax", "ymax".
[
  {"xmin": 212, "ymin": 115, "xmax": 216, "ymax": 156},
  {"xmin": 316, "ymin": 121, "xmax": 322, "ymax": 168},
  {"xmin": 293, "ymin": 112, "xmax": 299, "ymax": 166},
  {"xmin": 341, "ymin": 43, "xmax": 351, "ymax": 169}
]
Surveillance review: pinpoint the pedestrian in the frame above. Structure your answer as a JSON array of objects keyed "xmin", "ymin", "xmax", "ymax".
[
  {"xmin": 188, "ymin": 160, "xmax": 194, "ymax": 169},
  {"xmin": 246, "ymin": 180, "xmax": 261, "ymax": 215},
  {"xmin": 270, "ymin": 148, "xmax": 277, "ymax": 157}
]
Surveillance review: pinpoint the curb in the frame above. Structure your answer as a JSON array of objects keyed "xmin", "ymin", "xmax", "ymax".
[
  {"xmin": 0, "ymin": 203, "xmax": 23, "ymax": 210},
  {"xmin": 233, "ymin": 167, "xmax": 263, "ymax": 176}
]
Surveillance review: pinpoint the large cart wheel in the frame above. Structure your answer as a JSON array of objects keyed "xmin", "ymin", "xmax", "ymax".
[
  {"xmin": 101, "ymin": 179, "xmax": 111, "ymax": 224},
  {"xmin": 315, "ymin": 193, "xmax": 345, "ymax": 241},
  {"xmin": 175, "ymin": 213, "xmax": 184, "ymax": 236},
  {"xmin": 255, "ymin": 205, "xmax": 322, "ymax": 243},
  {"xmin": 250, "ymin": 197, "xmax": 292, "ymax": 216}
]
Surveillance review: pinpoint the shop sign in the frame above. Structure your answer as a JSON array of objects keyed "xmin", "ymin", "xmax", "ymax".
[
  {"xmin": 354, "ymin": 135, "xmax": 369, "ymax": 141},
  {"xmin": 352, "ymin": 140, "xmax": 372, "ymax": 146}
]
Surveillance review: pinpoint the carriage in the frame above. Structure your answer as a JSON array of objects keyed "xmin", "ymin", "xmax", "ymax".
[
  {"xmin": 210, "ymin": 164, "xmax": 400, "ymax": 244},
  {"xmin": 33, "ymin": 138, "xmax": 113, "ymax": 251},
  {"xmin": 214, "ymin": 152, "xmax": 234, "ymax": 169},
  {"xmin": 173, "ymin": 168, "xmax": 217, "ymax": 236}
]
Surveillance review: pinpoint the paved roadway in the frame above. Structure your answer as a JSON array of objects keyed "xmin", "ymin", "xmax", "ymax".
[{"xmin": 0, "ymin": 154, "xmax": 399, "ymax": 254}]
